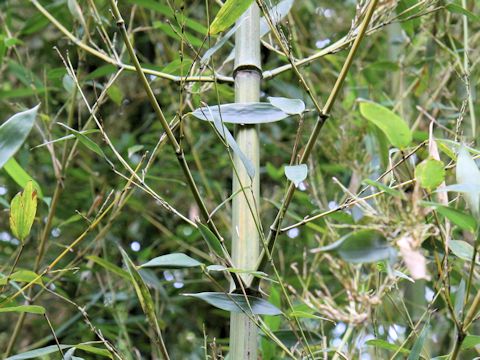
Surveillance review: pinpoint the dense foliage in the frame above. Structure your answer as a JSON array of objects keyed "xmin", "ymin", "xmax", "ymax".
[{"xmin": 0, "ymin": 0, "xmax": 479, "ymax": 359}]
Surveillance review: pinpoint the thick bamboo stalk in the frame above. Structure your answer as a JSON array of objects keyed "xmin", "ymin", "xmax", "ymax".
[{"xmin": 229, "ymin": 4, "xmax": 261, "ymax": 359}]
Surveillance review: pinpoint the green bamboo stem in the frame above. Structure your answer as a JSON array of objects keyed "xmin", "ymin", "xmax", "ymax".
[
  {"xmin": 252, "ymin": 0, "xmax": 379, "ymax": 288},
  {"xmin": 229, "ymin": 4, "xmax": 262, "ymax": 360}
]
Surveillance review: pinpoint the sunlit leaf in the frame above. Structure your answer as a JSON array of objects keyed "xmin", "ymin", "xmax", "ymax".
[
  {"xmin": 449, "ymin": 240, "xmax": 475, "ymax": 261},
  {"xmin": 184, "ymin": 292, "xmax": 282, "ymax": 315},
  {"xmin": 192, "ymin": 102, "xmax": 289, "ymax": 124},
  {"xmin": 284, "ymin": 164, "xmax": 308, "ymax": 187},
  {"xmin": 359, "ymin": 101, "xmax": 412, "ymax": 149},
  {"xmin": 209, "ymin": 0, "xmax": 255, "ymax": 34},
  {"xmin": 140, "ymin": 253, "xmax": 203, "ymax": 269},
  {"xmin": 0, "ymin": 105, "xmax": 39, "ymax": 169},
  {"xmin": 4, "ymin": 158, "xmax": 43, "ymax": 198},
  {"xmin": 268, "ymin": 97, "xmax": 305, "ymax": 115}
]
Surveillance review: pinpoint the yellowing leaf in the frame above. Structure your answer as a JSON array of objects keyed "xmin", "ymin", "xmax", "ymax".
[{"xmin": 9, "ymin": 181, "xmax": 37, "ymax": 241}]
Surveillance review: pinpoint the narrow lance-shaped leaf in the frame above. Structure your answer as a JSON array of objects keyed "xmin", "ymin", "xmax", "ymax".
[
  {"xmin": 183, "ymin": 292, "xmax": 282, "ymax": 315},
  {"xmin": 9, "ymin": 181, "xmax": 38, "ymax": 241},
  {"xmin": 209, "ymin": 0, "xmax": 255, "ymax": 34},
  {"xmin": 140, "ymin": 253, "xmax": 203, "ymax": 269},
  {"xmin": 0, "ymin": 104, "xmax": 39, "ymax": 169},
  {"xmin": 0, "ymin": 305, "xmax": 45, "ymax": 314},
  {"xmin": 359, "ymin": 101, "xmax": 412, "ymax": 149},
  {"xmin": 268, "ymin": 97, "xmax": 305, "ymax": 115}
]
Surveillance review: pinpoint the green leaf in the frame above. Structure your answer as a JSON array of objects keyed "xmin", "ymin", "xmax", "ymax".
[
  {"xmin": 454, "ymin": 279, "xmax": 465, "ymax": 317},
  {"xmin": 449, "ymin": 240, "xmax": 475, "ymax": 261},
  {"xmin": 456, "ymin": 146, "xmax": 480, "ymax": 218},
  {"xmin": 415, "ymin": 159, "xmax": 445, "ymax": 192},
  {"xmin": 0, "ymin": 270, "xmax": 43, "ymax": 285},
  {"xmin": 74, "ymin": 344, "xmax": 112, "ymax": 358},
  {"xmin": 267, "ymin": 330, "xmax": 322, "ymax": 347},
  {"xmin": 362, "ymin": 179, "xmax": 406, "ymax": 199},
  {"xmin": 359, "ymin": 101, "xmax": 412, "ymax": 149},
  {"xmin": 209, "ymin": 0, "xmax": 255, "ymax": 34},
  {"xmin": 268, "ymin": 97, "xmax": 305, "ymax": 115},
  {"xmin": 422, "ymin": 202, "xmax": 477, "ymax": 233},
  {"xmin": 120, "ymin": 249, "xmax": 166, "ymax": 347},
  {"xmin": 184, "ymin": 292, "xmax": 282, "ymax": 315},
  {"xmin": 192, "ymin": 102, "xmax": 289, "ymax": 124},
  {"xmin": 462, "ymin": 335, "xmax": 480, "ymax": 350},
  {"xmin": 4, "ymin": 158, "xmax": 43, "ymax": 198},
  {"xmin": 284, "ymin": 164, "xmax": 308, "ymax": 187},
  {"xmin": 0, "ymin": 305, "xmax": 45, "ymax": 314},
  {"xmin": 445, "ymin": 3, "xmax": 480, "ymax": 22},
  {"xmin": 58, "ymin": 124, "xmax": 106, "ymax": 158},
  {"xmin": 366, "ymin": 339, "xmax": 410, "ymax": 355},
  {"xmin": 5, "ymin": 345, "xmax": 71, "ymax": 360},
  {"xmin": 87, "ymin": 255, "xmax": 130, "ymax": 280},
  {"xmin": 0, "ymin": 105, "xmax": 39, "ymax": 169},
  {"xmin": 407, "ymin": 322, "xmax": 429, "ymax": 360},
  {"xmin": 9, "ymin": 181, "xmax": 38, "ymax": 241},
  {"xmin": 314, "ymin": 229, "xmax": 396, "ymax": 263},
  {"xmin": 140, "ymin": 253, "xmax": 203, "ymax": 269},
  {"xmin": 107, "ymin": 85, "xmax": 123, "ymax": 106},
  {"xmin": 196, "ymin": 221, "xmax": 224, "ymax": 257}
]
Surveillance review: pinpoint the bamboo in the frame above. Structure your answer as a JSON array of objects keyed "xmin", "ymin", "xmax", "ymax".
[{"xmin": 229, "ymin": 4, "xmax": 261, "ymax": 359}]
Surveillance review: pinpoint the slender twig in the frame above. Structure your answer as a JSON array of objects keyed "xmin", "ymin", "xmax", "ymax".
[{"xmin": 253, "ymin": 0, "xmax": 379, "ymax": 288}]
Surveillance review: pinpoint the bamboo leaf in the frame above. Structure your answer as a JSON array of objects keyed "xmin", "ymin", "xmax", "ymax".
[
  {"xmin": 407, "ymin": 322, "xmax": 429, "ymax": 360},
  {"xmin": 366, "ymin": 339, "xmax": 410, "ymax": 355},
  {"xmin": 462, "ymin": 335, "xmax": 480, "ymax": 350},
  {"xmin": 0, "ymin": 104, "xmax": 39, "ymax": 169},
  {"xmin": 119, "ymin": 248, "xmax": 166, "ymax": 348},
  {"xmin": 87, "ymin": 255, "xmax": 130, "ymax": 280},
  {"xmin": 449, "ymin": 240, "xmax": 475, "ymax": 261},
  {"xmin": 0, "ymin": 269, "xmax": 44, "ymax": 285},
  {"xmin": 184, "ymin": 292, "xmax": 282, "ymax": 315},
  {"xmin": 9, "ymin": 181, "xmax": 38, "ymax": 241},
  {"xmin": 445, "ymin": 3, "xmax": 480, "ymax": 22},
  {"xmin": 140, "ymin": 253, "xmax": 203, "ymax": 269},
  {"xmin": 209, "ymin": 0, "xmax": 255, "ymax": 34},
  {"xmin": 415, "ymin": 159, "xmax": 445, "ymax": 192},
  {"xmin": 422, "ymin": 201, "xmax": 477, "ymax": 233},
  {"xmin": 362, "ymin": 179, "xmax": 406, "ymax": 199},
  {"xmin": 4, "ymin": 158, "xmax": 43, "ymax": 198},
  {"xmin": 196, "ymin": 221, "xmax": 224, "ymax": 257},
  {"xmin": 0, "ymin": 305, "xmax": 45, "ymax": 314},
  {"xmin": 284, "ymin": 164, "xmax": 308, "ymax": 187},
  {"xmin": 192, "ymin": 102, "xmax": 289, "ymax": 124},
  {"xmin": 5, "ymin": 345, "xmax": 71, "ymax": 360},
  {"xmin": 268, "ymin": 97, "xmax": 305, "ymax": 115},
  {"xmin": 359, "ymin": 101, "xmax": 412, "ymax": 149}
]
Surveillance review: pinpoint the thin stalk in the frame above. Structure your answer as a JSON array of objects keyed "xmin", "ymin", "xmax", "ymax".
[
  {"xmin": 229, "ymin": 3, "xmax": 261, "ymax": 360},
  {"xmin": 253, "ymin": 0, "xmax": 379, "ymax": 287}
]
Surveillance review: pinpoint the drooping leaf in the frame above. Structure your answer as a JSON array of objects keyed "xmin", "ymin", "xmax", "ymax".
[
  {"xmin": 209, "ymin": 0, "xmax": 255, "ymax": 34},
  {"xmin": 268, "ymin": 97, "xmax": 305, "ymax": 115},
  {"xmin": 0, "ymin": 305, "xmax": 45, "ymax": 314},
  {"xmin": 4, "ymin": 158, "xmax": 43, "ymax": 199},
  {"xmin": 313, "ymin": 229, "xmax": 396, "ymax": 263},
  {"xmin": 192, "ymin": 102, "xmax": 289, "ymax": 124},
  {"xmin": 196, "ymin": 221, "xmax": 225, "ymax": 257},
  {"xmin": 184, "ymin": 292, "xmax": 282, "ymax": 315},
  {"xmin": 284, "ymin": 164, "xmax": 308, "ymax": 187},
  {"xmin": 456, "ymin": 146, "xmax": 480, "ymax": 218},
  {"xmin": 87, "ymin": 255, "xmax": 130, "ymax": 280},
  {"xmin": 58, "ymin": 124, "xmax": 106, "ymax": 158},
  {"xmin": 359, "ymin": 101, "xmax": 412, "ymax": 149},
  {"xmin": 140, "ymin": 253, "xmax": 203, "ymax": 269},
  {"xmin": 454, "ymin": 279, "xmax": 466, "ymax": 317},
  {"xmin": 415, "ymin": 159, "xmax": 445, "ymax": 192},
  {"xmin": 366, "ymin": 339, "xmax": 410, "ymax": 355},
  {"xmin": 5, "ymin": 345, "xmax": 71, "ymax": 360},
  {"xmin": 421, "ymin": 201, "xmax": 477, "ymax": 233},
  {"xmin": 445, "ymin": 3, "xmax": 480, "ymax": 22},
  {"xmin": 0, "ymin": 105, "xmax": 39, "ymax": 169},
  {"xmin": 449, "ymin": 240, "xmax": 475, "ymax": 261},
  {"xmin": 119, "ymin": 248, "xmax": 166, "ymax": 348},
  {"xmin": 9, "ymin": 181, "xmax": 37, "ymax": 241},
  {"xmin": 407, "ymin": 322, "xmax": 429, "ymax": 360}
]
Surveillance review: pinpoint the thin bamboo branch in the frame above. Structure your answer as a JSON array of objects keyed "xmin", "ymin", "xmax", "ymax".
[{"xmin": 252, "ymin": 0, "xmax": 379, "ymax": 289}]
